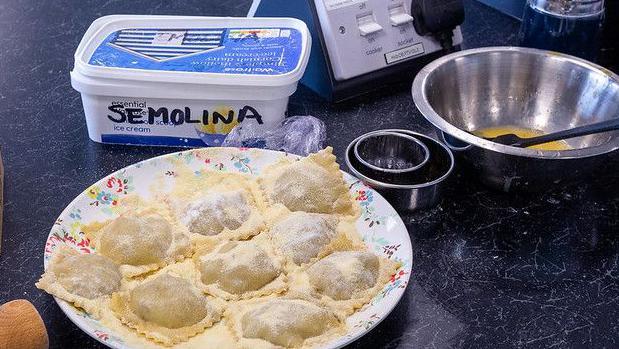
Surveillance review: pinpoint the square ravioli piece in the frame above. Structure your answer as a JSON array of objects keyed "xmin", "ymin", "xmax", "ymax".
[
  {"xmin": 289, "ymin": 251, "xmax": 401, "ymax": 316},
  {"xmin": 110, "ymin": 272, "xmax": 224, "ymax": 346},
  {"xmin": 259, "ymin": 208, "xmax": 366, "ymax": 271},
  {"xmin": 259, "ymin": 147, "xmax": 358, "ymax": 216},
  {"xmin": 36, "ymin": 247, "xmax": 122, "ymax": 318},
  {"xmin": 226, "ymin": 297, "xmax": 346, "ymax": 349},
  {"xmin": 193, "ymin": 240, "xmax": 287, "ymax": 300},
  {"xmin": 85, "ymin": 202, "xmax": 191, "ymax": 278},
  {"xmin": 165, "ymin": 169, "xmax": 267, "ymax": 242}
]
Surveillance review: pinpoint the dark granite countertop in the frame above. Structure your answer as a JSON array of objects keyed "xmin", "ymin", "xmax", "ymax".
[{"xmin": 0, "ymin": 0, "xmax": 617, "ymax": 348}]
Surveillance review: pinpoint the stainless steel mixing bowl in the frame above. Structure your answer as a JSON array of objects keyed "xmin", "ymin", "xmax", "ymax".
[{"xmin": 412, "ymin": 46, "xmax": 619, "ymax": 192}]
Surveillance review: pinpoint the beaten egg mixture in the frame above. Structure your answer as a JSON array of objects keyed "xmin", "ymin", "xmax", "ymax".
[{"xmin": 474, "ymin": 126, "xmax": 572, "ymax": 151}]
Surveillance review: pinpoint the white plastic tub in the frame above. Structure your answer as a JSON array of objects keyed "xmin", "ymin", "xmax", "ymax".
[{"xmin": 71, "ymin": 15, "xmax": 311, "ymax": 147}]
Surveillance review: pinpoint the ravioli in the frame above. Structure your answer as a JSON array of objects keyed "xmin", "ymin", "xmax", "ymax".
[
  {"xmin": 93, "ymin": 212, "xmax": 191, "ymax": 278},
  {"xmin": 36, "ymin": 247, "xmax": 121, "ymax": 317},
  {"xmin": 294, "ymin": 251, "xmax": 401, "ymax": 315},
  {"xmin": 167, "ymin": 170, "xmax": 266, "ymax": 241},
  {"xmin": 269, "ymin": 212, "xmax": 338, "ymax": 265},
  {"xmin": 194, "ymin": 241, "xmax": 286, "ymax": 300},
  {"xmin": 307, "ymin": 251, "xmax": 379, "ymax": 300},
  {"xmin": 37, "ymin": 147, "xmax": 405, "ymax": 348},
  {"xmin": 184, "ymin": 190, "xmax": 263, "ymax": 240},
  {"xmin": 110, "ymin": 273, "xmax": 222, "ymax": 346},
  {"xmin": 259, "ymin": 148, "xmax": 356, "ymax": 215},
  {"xmin": 226, "ymin": 298, "xmax": 344, "ymax": 349}
]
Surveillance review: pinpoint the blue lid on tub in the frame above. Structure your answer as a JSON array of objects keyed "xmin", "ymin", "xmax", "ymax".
[{"xmin": 88, "ymin": 27, "xmax": 304, "ymax": 75}]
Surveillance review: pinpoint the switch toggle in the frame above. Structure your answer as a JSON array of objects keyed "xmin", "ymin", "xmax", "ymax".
[
  {"xmin": 389, "ymin": 4, "xmax": 414, "ymax": 26},
  {"xmin": 357, "ymin": 13, "xmax": 383, "ymax": 36}
]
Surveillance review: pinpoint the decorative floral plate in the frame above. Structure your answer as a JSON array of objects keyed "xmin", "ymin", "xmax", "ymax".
[{"xmin": 43, "ymin": 147, "xmax": 413, "ymax": 348}]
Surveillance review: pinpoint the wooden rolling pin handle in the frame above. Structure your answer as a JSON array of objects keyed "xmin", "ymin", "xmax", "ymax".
[{"xmin": 0, "ymin": 300, "xmax": 49, "ymax": 349}]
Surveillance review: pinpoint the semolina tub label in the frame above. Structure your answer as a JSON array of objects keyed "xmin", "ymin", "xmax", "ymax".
[{"xmin": 90, "ymin": 98, "xmax": 272, "ymax": 147}]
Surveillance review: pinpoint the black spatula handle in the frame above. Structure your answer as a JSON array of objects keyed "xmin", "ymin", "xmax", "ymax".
[{"xmin": 515, "ymin": 117, "xmax": 619, "ymax": 148}]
